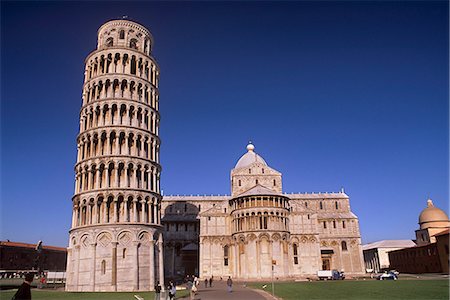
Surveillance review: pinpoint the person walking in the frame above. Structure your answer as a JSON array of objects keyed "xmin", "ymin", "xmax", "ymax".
[
  {"xmin": 187, "ymin": 278, "xmax": 194, "ymax": 300},
  {"xmin": 154, "ymin": 281, "xmax": 161, "ymax": 300},
  {"xmin": 226, "ymin": 276, "xmax": 233, "ymax": 293},
  {"xmin": 204, "ymin": 278, "xmax": 208, "ymax": 288},
  {"xmin": 12, "ymin": 273, "xmax": 33, "ymax": 300},
  {"xmin": 209, "ymin": 276, "xmax": 213, "ymax": 287}
]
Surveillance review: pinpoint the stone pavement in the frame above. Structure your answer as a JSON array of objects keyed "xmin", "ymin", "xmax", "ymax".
[{"xmin": 178, "ymin": 280, "xmax": 274, "ymax": 300}]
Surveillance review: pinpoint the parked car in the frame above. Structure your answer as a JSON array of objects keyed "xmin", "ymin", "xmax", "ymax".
[
  {"xmin": 317, "ymin": 270, "xmax": 345, "ymax": 280},
  {"xmin": 377, "ymin": 271, "xmax": 398, "ymax": 280}
]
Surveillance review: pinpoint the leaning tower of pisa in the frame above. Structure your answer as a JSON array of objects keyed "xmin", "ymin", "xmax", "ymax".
[{"xmin": 66, "ymin": 19, "xmax": 164, "ymax": 292}]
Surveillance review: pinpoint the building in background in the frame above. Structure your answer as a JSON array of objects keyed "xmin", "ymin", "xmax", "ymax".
[
  {"xmin": 0, "ymin": 241, "xmax": 66, "ymax": 272},
  {"xmin": 389, "ymin": 200, "xmax": 449, "ymax": 274},
  {"xmin": 162, "ymin": 143, "xmax": 365, "ymax": 280},
  {"xmin": 66, "ymin": 19, "xmax": 163, "ymax": 292},
  {"xmin": 362, "ymin": 240, "xmax": 416, "ymax": 273}
]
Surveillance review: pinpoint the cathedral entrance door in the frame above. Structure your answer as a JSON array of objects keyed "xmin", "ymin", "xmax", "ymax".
[{"xmin": 322, "ymin": 258, "xmax": 331, "ymax": 270}]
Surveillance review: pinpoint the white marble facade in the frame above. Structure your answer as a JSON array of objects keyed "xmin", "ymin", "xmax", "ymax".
[{"xmin": 162, "ymin": 144, "xmax": 365, "ymax": 280}]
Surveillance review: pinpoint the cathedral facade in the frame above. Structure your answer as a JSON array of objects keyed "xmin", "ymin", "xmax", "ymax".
[{"xmin": 162, "ymin": 143, "xmax": 365, "ymax": 280}]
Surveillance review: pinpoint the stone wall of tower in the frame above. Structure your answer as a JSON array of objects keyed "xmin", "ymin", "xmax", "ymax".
[{"xmin": 66, "ymin": 19, "xmax": 164, "ymax": 292}]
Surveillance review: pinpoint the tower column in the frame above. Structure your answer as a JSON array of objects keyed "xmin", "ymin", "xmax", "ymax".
[
  {"xmin": 149, "ymin": 239, "xmax": 155, "ymax": 291},
  {"xmin": 133, "ymin": 241, "xmax": 140, "ymax": 291},
  {"xmin": 90, "ymin": 243, "xmax": 96, "ymax": 290}
]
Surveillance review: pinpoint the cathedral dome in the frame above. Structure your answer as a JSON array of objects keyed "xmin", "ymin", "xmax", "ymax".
[
  {"xmin": 234, "ymin": 143, "xmax": 267, "ymax": 169},
  {"xmin": 419, "ymin": 199, "xmax": 449, "ymax": 229}
]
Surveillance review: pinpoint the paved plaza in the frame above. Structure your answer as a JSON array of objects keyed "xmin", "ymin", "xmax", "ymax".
[{"xmin": 179, "ymin": 280, "xmax": 273, "ymax": 300}]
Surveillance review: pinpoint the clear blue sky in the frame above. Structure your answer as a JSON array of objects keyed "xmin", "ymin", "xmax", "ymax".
[{"xmin": 1, "ymin": 1, "xmax": 448, "ymax": 247}]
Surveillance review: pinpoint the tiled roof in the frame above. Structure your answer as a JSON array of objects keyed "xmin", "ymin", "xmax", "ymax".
[
  {"xmin": 318, "ymin": 212, "xmax": 358, "ymax": 219},
  {"xmin": 0, "ymin": 241, "xmax": 67, "ymax": 252},
  {"xmin": 163, "ymin": 195, "xmax": 229, "ymax": 201},
  {"xmin": 286, "ymin": 192, "xmax": 349, "ymax": 199},
  {"xmin": 237, "ymin": 185, "xmax": 282, "ymax": 197},
  {"xmin": 362, "ymin": 240, "xmax": 416, "ymax": 250}
]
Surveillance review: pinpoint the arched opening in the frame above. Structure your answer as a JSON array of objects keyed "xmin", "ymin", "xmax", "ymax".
[
  {"xmin": 129, "ymin": 38, "xmax": 138, "ymax": 50},
  {"xmin": 106, "ymin": 37, "xmax": 113, "ymax": 47},
  {"xmin": 341, "ymin": 241, "xmax": 348, "ymax": 251},
  {"xmin": 293, "ymin": 244, "xmax": 299, "ymax": 265},
  {"xmin": 224, "ymin": 245, "xmax": 229, "ymax": 266},
  {"xmin": 130, "ymin": 56, "xmax": 137, "ymax": 74},
  {"xmin": 101, "ymin": 260, "xmax": 106, "ymax": 274}
]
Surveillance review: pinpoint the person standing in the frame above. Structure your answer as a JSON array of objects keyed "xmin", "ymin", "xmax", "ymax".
[
  {"xmin": 154, "ymin": 281, "xmax": 161, "ymax": 300},
  {"xmin": 170, "ymin": 281, "xmax": 176, "ymax": 300},
  {"xmin": 226, "ymin": 276, "xmax": 233, "ymax": 293},
  {"xmin": 204, "ymin": 278, "xmax": 208, "ymax": 288},
  {"xmin": 12, "ymin": 273, "xmax": 33, "ymax": 300},
  {"xmin": 209, "ymin": 276, "xmax": 213, "ymax": 287}
]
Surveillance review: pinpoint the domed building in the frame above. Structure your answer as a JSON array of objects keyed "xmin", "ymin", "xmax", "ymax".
[
  {"xmin": 416, "ymin": 199, "xmax": 450, "ymax": 245},
  {"xmin": 162, "ymin": 143, "xmax": 365, "ymax": 280},
  {"xmin": 388, "ymin": 199, "xmax": 449, "ymax": 274}
]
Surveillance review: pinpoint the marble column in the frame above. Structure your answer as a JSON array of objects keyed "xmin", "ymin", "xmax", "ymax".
[
  {"xmin": 112, "ymin": 242, "xmax": 118, "ymax": 291},
  {"xmin": 90, "ymin": 243, "xmax": 96, "ymax": 290},
  {"xmin": 133, "ymin": 241, "xmax": 140, "ymax": 291},
  {"xmin": 149, "ymin": 240, "xmax": 155, "ymax": 291}
]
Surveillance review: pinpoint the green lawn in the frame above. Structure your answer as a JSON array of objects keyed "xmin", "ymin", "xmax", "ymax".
[
  {"xmin": 249, "ymin": 279, "xmax": 449, "ymax": 300},
  {"xmin": 0, "ymin": 289, "xmax": 189, "ymax": 300}
]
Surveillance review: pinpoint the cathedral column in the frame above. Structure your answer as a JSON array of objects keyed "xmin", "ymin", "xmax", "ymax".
[
  {"xmin": 90, "ymin": 243, "xmax": 96, "ymax": 290},
  {"xmin": 158, "ymin": 233, "xmax": 165, "ymax": 289},
  {"xmin": 199, "ymin": 240, "xmax": 203, "ymax": 277},
  {"xmin": 149, "ymin": 239, "xmax": 155, "ymax": 291},
  {"xmin": 233, "ymin": 243, "xmax": 238, "ymax": 278},
  {"xmin": 171, "ymin": 245, "xmax": 175, "ymax": 277},
  {"xmin": 256, "ymin": 240, "xmax": 261, "ymax": 278}
]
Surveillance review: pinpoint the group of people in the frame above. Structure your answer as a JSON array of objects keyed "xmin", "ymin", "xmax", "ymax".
[
  {"xmin": 13, "ymin": 272, "xmax": 234, "ymax": 300},
  {"xmin": 203, "ymin": 276, "xmax": 213, "ymax": 288},
  {"xmin": 154, "ymin": 281, "xmax": 177, "ymax": 300}
]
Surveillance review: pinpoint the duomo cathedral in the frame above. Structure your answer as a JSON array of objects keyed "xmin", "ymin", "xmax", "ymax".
[
  {"xmin": 163, "ymin": 143, "xmax": 365, "ymax": 280},
  {"xmin": 66, "ymin": 19, "xmax": 364, "ymax": 292}
]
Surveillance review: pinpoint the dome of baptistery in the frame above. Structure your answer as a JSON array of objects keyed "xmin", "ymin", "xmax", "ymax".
[
  {"xmin": 235, "ymin": 143, "xmax": 267, "ymax": 169},
  {"xmin": 419, "ymin": 199, "xmax": 449, "ymax": 229}
]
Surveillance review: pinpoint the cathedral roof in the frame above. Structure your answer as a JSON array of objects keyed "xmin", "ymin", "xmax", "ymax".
[
  {"xmin": 234, "ymin": 143, "xmax": 268, "ymax": 169},
  {"xmin": 236, "ymin": 184, "xmax": 282, "ymax": 197}
]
